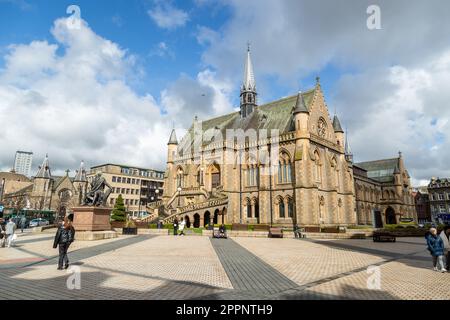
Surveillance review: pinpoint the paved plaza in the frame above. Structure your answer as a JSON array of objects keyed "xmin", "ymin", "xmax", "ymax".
[{"xmin": 0, "ymin": 231, "xmax": 449, "ymax": 300}]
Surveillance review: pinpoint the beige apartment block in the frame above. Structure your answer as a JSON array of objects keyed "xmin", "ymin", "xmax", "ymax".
[{"xmin": 88, "ymin": 164, "xmax": 164, "ymax": 217}]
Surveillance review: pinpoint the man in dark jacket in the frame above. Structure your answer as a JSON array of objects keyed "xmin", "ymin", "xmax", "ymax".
[
  {"xmin": 53, "ymin": 217, "xmax": 75, "ymax": 270},
  {"xmin": 426, "ymin": 228, "xmax": 446, "ymax": 272},
  {"xmin": 173, "ymin": 218, "xmax": 178, "ymax": 236}
]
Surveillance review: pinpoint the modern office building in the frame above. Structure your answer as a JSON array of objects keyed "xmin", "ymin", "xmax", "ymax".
[
  {"xmin": 13, "ymin": 151, "xmax": 33, "ymax": 177},
  {"xmin": 88, "ymin": 164, "xmax": 164, "ymax": 217}
]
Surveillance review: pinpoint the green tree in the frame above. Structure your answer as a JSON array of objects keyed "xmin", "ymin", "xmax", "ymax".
[{"xmin": 111, "ymin": 195, "xmax": 126, "ymax": 221}]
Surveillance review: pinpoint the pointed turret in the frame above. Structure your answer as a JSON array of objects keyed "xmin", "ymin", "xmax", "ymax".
[
  {"xmin": 345, "ymin": 132, "xmax": 353, "ymax": 163},
  {"xmin": 240, "ymin": 43, "xmax": 257, "ymax": 118},
  {"xmin": 333, "ymin": 114, "xmax": 345, "ymax": 147},
  {"xmin": 168, "ymin": 129, "xmax": 178, "ymax": 145},
  {"xmin": 293, "ymin": 91, "xmax": 309, "ymax": 114},
  {"xmin": 74, "ymin": 160, "xmax": 87, "ymax": 182},
  {"xmin": 35, "ymin": 154, "xmax": 51, "ymax": 179},
  {"xmin": 332, "ymin": 115, "xmax": 344, "ymax": 133}
]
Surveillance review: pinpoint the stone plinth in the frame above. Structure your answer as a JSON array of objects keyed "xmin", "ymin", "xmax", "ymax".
[
  {"xmin": 72, "ymin": 206, "xmax": 112, "ymax": 231},
  {"xmin": 75, "ymin": 230, "xmax": 118, "ymax": 241}
]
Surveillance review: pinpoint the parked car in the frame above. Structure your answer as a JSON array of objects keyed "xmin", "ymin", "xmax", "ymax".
[{"xmin": 29, "ymin": 218, "xmax": 49, "ymax": 227}]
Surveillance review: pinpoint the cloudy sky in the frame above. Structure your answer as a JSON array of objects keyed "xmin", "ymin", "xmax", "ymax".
[{"xmin": 0, "ymin": 0, "xmax": 449, "ymax": 186}]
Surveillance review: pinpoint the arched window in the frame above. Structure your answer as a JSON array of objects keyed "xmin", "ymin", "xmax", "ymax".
[
  {"xmin": 287, "ymin": 197, "xmax": 294, "ymax": 218},
  {"xmin": 197, "ymin": 167, "xmax": 204, "ymax": 186},
  {"xmin": 278, "ymin": 152, "xmax": 292, "ymax": 184},
  {"xmin": 176, "ymin": 168, "xmax": 184, "ymax": 188},
  {"xmin": 278, "ymin": 198, "xmax": 285, "ymax": 218},
  {"xmin": 246, "ymin": 198, "xmax": 252, "ymax": 218}
]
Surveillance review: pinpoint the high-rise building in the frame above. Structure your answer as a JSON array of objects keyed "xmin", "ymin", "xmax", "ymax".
[{"xmin": 14, "ymin": 151, "xmax": 33, "ymax": 177}]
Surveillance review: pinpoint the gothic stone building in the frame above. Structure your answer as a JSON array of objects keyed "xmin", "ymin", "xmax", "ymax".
[
  {"xmin": 3, "ymin": 155, "xmax": 88, "ymax": 220},
  {"xmin": 158, "ymin": 48, "xmax": 416, "ymax": 230},
  {"xmin": 353, "ymin": 155, "xmax": 417, "ymax": 228}
]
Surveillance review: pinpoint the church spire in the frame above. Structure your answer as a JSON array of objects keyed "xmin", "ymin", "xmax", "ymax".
[
  {"xmin": 243, "ymin": 42, "xmax": 255, "ymax": 91},
  {"xmin": 74, "ymin": 160, "xmax": 87, "ymax": 182},
  {"xmin": 35, "ymin": 154, "xmax": 51, "ymax": 179},
  {"xmin": 240, "ymin": 43, "xmax": 257, "ymax": 118}
]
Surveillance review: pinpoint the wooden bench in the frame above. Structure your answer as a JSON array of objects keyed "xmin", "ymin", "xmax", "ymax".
[
  {"xmin": 253, "ymin": 224, "xmax": 270, "ymax": 232},
  {"xmin": 269, "ymin": 227, "xmax": 283, "ymax": 238},
  {"xmin": 373, "ymin": 232, "xmax": 396, "ymax": 242}
]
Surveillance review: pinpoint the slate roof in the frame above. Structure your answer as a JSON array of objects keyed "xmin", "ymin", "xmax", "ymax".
[
  {"xmin": 0, "ymin": 172, "xmax": 30, "ymax": 182},
  {"xmin": 35, "ymin": 155, "xmax": 51, "ymax": 179},
  {"xmin": 332, "ymin": 115, "xmax": 344, "ymax": 133},
  {"xmin": 355, "ymin": 158, "xmax": 400, "ymax": 183},
  {"xmin": 168, "ymin": 129, "xmax": 178, "ymax": 145},
  {"xmin": 179, "ymin": 88, "xmax": 316, "ymax": 149}
]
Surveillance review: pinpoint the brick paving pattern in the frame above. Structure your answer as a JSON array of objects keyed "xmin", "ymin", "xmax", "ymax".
[{"xmin": 0, "ymin": 232, "xmax": 449, "ymax": 300}]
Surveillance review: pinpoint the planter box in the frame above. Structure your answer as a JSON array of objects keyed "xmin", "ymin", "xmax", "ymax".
[
  {"xmin": 122, "ymin": 227, "xmax": 138, "ymax": 235},
  {"xmin": 111, "ymin": 221, "xmax": 125, "ymax": 228}
]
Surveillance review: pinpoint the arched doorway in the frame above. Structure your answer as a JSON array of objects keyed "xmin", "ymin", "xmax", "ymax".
[
  {"xmin": 374, "ymin": 210, "xmax": 383, "ymax": 228},
  {"xmin": 254, "ymin": 201, "xmax": 259, "ymax": 223},
  {"xmin": 385, "ymin": 207, "xmax": 396, "ymax": 225},
  {"xmin": 221, "ymin": 207, "xmax": 227, "ymax": 224},
  {"xmin": 213, "ymin": 209, "xmax": 219, "ymax": 225},
  {"xmin": 209, "ymin": 163, "xmax": 221, "ymax": 188},
  {"xmin": 193, "ymin": 213, "xmax": 200, "ymax": 228},
  {"xmin": 204, "ymin": 211, "xmax": 211, "ymax": 227},
  {"xmin": 184, "ymin": 215, "xmax": 191, "ymax": 228}
]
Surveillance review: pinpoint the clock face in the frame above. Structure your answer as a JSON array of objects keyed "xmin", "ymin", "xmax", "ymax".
[{"xmin": 317, "ymin": 118, "xmax": 327, "ymax": 138}]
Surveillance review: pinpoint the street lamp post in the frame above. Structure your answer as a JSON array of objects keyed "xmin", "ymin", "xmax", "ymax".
[{"xmin": 155, "ymin": 188, "xmax": 160, "ymax": 201}]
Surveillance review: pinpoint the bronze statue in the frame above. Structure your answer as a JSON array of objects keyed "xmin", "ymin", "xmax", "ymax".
[{"xmin": 83, "ymin": 173, "xmax": 112, "ymax": 207}]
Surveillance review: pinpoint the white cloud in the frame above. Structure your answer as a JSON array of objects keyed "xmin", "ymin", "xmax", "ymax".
[
  {"xmin": 0, "ymin": 17, "xmax": 225, "ymax": 175},
  {"xmin": 148, "ymin": 3, "xmax": 189, "ymax": 30},
  {"xmin": 194, "ymin": 0, "xmax": 450, "ymax": 184},
  {"xmin": 149, "ymin": 42, "xmax": 175, "ymax": 59},
  {"xmin": 334, "ymin": 51, "xmax": 450, "ymax": 183}
]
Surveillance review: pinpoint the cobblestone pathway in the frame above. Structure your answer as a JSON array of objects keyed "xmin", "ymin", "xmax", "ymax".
[
  {"xmin": 0, "ymin": 234, "xmax": 449, "ymax": 300},
  {"xmin": 209, "ymin": 238, "xmax": 297, "ymax": 294}
]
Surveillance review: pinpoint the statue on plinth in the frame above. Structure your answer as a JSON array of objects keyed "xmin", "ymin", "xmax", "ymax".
[{"xmin": 83, "ymin": 173, "xmax": 112, "ymax": 207}]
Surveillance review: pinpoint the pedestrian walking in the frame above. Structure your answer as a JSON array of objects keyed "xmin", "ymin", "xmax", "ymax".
[
  {"xmin": 439, "ymin": 226, "xmax": 450, "ymax": 271},
  {"xmin": 5, "ymin": 218, "xmax": 16, "ymax": 248},
  {"xmin": 426, "ymin": 227, "xmax": 447, "ymax": 272},
  {"xmin": 179, "ymin": 217, "xmax": 186, "ymax": 236},
  {"xmin": 173, "ymin": 218, "xmax": 179, "ymax": 236},
  {"xmin": 53, "ymin": 216, "xmax": 75, "ymax": 270},
  {"xmin": 0, "ymin": 218, "xmax": 5, "ymax": 248},
  {"xmin": 294, "ymin": 224, "xmax": 301, "ymax": 239},
  {"xmin": 20, "ymin": 215, "xmax": 26, "ymax": 233}
]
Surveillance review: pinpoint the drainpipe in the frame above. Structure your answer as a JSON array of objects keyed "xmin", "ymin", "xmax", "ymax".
[{"xmin": 269, "ymin": 144, "xmax": 273, "ymax": 227}]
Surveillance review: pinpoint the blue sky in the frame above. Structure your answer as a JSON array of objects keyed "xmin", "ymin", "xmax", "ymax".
[
  {"xmin": 1, "ymin": 0, "xmax": 450, "ymax": 185},
  {"xmin": 0, "ymin": 0, "xmax": 230, "ymax": 96}
]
